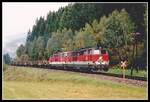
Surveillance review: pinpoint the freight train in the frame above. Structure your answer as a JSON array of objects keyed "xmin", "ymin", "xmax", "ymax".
[{"xmin": 12, "ymin": 47, "xmax": 110, "ymax": 72}]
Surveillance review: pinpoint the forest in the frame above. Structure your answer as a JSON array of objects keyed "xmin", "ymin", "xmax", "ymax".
[{"xmin": 8, "ymin": 3, "xmax": 147, "ymax": 71}]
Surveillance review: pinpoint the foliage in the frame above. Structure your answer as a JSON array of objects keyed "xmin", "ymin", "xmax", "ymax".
[
  {"xmin": 103, "ymin": 9, "xmax": 135, "ymax": 63},
  {"xmin": 3, "ymin": 53, "xmax": 11, "ymax": 64},
  {"xmin": 16, "ymin": 3, "xmax": 147, "ymax": 69},
  {"xmin": 108, "ymin": 67, "xmax": 147, "ymax": 78},
  {"xmin": 3, "ymin": 63, "xmax": 8, "ymax": 71},
  {"xmin": 16, "ymin": 44, "xmax": 26, "ymax": 58}
]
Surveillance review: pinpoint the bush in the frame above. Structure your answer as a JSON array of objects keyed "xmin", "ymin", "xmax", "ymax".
[{"xmin": 3, "ymin": 63, "xmax": 8, "ymax": 71}]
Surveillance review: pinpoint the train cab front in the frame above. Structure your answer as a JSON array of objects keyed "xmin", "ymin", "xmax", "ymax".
[{"xmin": 95, "ymin": 49, "xmax": 109, "ymax": 71}]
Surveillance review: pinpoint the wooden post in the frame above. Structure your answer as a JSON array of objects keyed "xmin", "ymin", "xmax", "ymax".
[{"xmin": 123, "ymin": 65, "xmax": 125, "ymax": 79}]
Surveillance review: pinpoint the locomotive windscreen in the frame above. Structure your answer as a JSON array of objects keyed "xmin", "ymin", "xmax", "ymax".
[{"xmin": 101, "ymin": 50, "xmax": 106, "ymax": 54}]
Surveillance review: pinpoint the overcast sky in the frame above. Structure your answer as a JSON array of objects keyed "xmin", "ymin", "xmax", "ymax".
[{"xmin": 2, "ymin": 2, "xmax": 69, "ymax": 58}]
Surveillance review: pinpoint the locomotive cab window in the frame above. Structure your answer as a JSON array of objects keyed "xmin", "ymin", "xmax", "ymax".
[
  {"xmin": 101, "ymin": 50, "xmax": 106, "ymax": 54},
  {"xmin": 79, "ymin": 50, "xmax": 84, "ymax": 55},
  {"xmin": 88, "ymin": 49, "xmax": 92, "ymax": 54},
  {"xmin": 83, "ymin": 50, "xmax": 88, "ymax": 55}
]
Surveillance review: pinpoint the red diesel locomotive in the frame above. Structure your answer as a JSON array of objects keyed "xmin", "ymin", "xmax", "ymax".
[{"xmin": 48, "ymin": 47, "xmax": 109, "ymax": 71}]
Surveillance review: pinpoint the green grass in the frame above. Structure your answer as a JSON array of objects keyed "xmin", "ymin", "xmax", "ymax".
[
  {"xmin": 3, "ymin": 66, "xmax": 148, "ymax": 99},
  {"xmin": 107, "ymin": 67, "xmax": 147, "ymax": 78}
]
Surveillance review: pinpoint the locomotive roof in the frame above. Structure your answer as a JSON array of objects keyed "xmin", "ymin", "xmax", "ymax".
[
  {"xmin": 76, "ymin": 47, "xmax": 97, "ymax": 51},
  {"xmin": 52, "ymin": 47, "xmax": 104, "ymax": 55}
]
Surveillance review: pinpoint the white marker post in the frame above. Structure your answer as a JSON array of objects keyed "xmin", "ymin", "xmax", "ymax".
[{"xmin": 121, "ymin": 60, "xmax": 127, "ymax": 79}]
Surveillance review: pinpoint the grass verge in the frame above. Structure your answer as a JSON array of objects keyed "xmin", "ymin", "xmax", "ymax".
[{"xmin": 108, "ymin": 67, "xmax": 147, "ymax": 78}]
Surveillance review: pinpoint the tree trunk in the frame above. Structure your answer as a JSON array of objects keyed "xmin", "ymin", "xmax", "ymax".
[
  {"xmin": 135, "ymin": 42, "xmax": 139, "ymax": 73},
  {"xmin": 131, "ymin": 43, "xmax": 135, "ymax": 76}
]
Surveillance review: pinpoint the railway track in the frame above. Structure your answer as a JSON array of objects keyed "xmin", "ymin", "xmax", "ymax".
[{"xmin": 11, "ymin": 64, "xmax": 147, "ymax": 82}]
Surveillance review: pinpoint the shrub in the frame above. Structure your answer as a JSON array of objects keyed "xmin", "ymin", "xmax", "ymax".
[{"xmin": 3, "ymin": 63, "xmax": 8, "ymax": 71}]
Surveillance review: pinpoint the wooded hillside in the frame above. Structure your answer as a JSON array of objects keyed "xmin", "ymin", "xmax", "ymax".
[{"xmin": 16, "ymin": 3, "xmax": 147, "ymax": 69}]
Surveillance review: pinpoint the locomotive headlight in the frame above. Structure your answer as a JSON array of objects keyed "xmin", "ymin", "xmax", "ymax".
[
  {"xmin": 102, "ymin": 61, "xmax": 109, "ymax": 65},
  {"xmin": 101, "ymin": 61, "xmax": 105, "ymax": 64}
]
